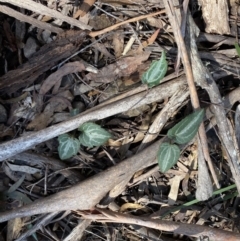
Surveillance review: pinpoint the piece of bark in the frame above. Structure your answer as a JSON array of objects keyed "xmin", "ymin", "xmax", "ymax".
[
  {"xmin": 198, "ymin": 0, "xmax": 230, "ymax": 34},
  {"xmin": 0, "ymin": 30, "xmax": 88, "ymax": 94}
]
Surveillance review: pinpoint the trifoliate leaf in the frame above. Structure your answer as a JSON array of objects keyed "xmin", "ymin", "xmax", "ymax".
[
  {"xmin": 157, "ymin": 142, "xmax": 180, "ymax": 173},
  {"xmin": 58, "ymin": 134, "xmax": 80, "ymax": 160},
  {"xmin": 141, "ymin": 51, "xmax": 168, "ymax": 88},
  {"xmin": 167, "ymin": 109, "xmax": 205, "ymax": 145},
  {"xmin": 78, "ymin": 122, "xmax": 112, "ymax": 148}
]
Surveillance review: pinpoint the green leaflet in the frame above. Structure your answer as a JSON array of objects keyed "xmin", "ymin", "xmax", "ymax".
[
  {"xmin": 78, "ymin": 122, "xmax": 112, "ymax": 148},
  {"xmin": 234, "ymin": 42, "xmax": 240, "ymax": 57},
  {"xmin": 141, "ymin": 51, "xmax": 168, "ymax": 88},
  {"xmin": 70, "ymin": 108, "xmax": 80, "ymax": 116},
  {"xmin": 157, "ymin": 142, "xmax": 180, "ymax": 173},
  {"xmin": 167, "ymin": 109, "xmax": 205, "ymax": 145},
  {"xmin": 58, "ymin": 134, "xmax": 80, "ymax": 160}
]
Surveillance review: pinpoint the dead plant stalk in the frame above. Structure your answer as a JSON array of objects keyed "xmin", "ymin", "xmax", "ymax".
[{"xmin": 163, "ymin": 0, "xmax": 219, "ymax": 190}]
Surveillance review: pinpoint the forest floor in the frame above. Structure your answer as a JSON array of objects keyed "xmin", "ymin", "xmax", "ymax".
[{"xmin": 0, "ymin": 0, "xmax": 240, "ymax": 240}]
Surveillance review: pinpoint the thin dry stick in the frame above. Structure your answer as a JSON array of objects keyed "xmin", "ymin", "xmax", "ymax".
[
  {"xmin": 89, "ymin": 10, "xmax": 166, "ymax": 37},
  {"xmin": 0, "ymin": 5, "xmax": 63, "ymax": 34},
  {"xmin": 79, "ymin": 208, "xmax": 240, "ymax": 241},
  {"xmin": 163, "ymin": 0, "xmax": 219, "ymax": 189}
]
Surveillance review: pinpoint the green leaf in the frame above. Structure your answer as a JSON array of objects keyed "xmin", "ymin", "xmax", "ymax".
[
  {"xmin": 78, "ymin": 122, "xmax": 112, "ymax": 148},
  {"xmin": 234, "ymin": 42, "xmax": 240, "ymax": 57},
  {"xmin": 7, "ymin": 191, "xmax": 32, "ymax": 205},
  {"xmin": 167, "ymin": 109, "xmax": 205, "ymax": 145},
  {"xmin": 58, "ymin": 134, "xmax": 80, "ymax": 160},
  {"xmin": 70, "ymin": 108, "xmax": 80, "ymax": 116},
  {"xmin": 141, "ymin": 51, "xmax": 168, "ymax": 88},
  {"xmin": 157, "ymin": 142, "xmax": 180, "ymax": 173}
]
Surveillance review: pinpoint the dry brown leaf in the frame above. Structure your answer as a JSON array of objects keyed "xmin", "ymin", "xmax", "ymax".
[
  {"xmin": 3, "ymin": 20, "xmax": 17, "ymax": 52},
  {"xmin": 112, "ymin": 31, "xmax": 124, "ymax": 57},
  {"xmin": 27, "ymin": 90, "xmax": 73, "ymax": 131},
  {"xmin": 0, "ymin": 124, "xmax": 14, "ymax": 138},
  {"xmin": 74, "ymin": 0, "xmax": 96, "ymax": 18},
  {"xmin": 39, "ymin": 61, "xmax": 86, "ymax": 95},
  {"xmin": 168, "ymin": 174, "xmax": 185, "ymax": 205},
  {"xmin": 89, "ymin": 14, "xmax": 112, "ymax": 30},
  {"xmin": 101, "ymin": 0, "xmax": 145, "ymax": 4},
  {"xmin": 138, "ymin": 28, "xmax": 160, "ymax": 52},
  {"xmin": 147, "ymin": 17, "xmax": 163, "ymax": 28},
  {"xmin": 119, "ymin": 203, "xmax": 146, "ymax": 213},
  {"xmin": 92, "ymin": 38, "xmax": 115, "ymax": 59},
  {"xmin": 26, "ymin": 105, "xmax": 53, "ymax": 131},
  {"xmin": 133, "ymin": 114, "xmax": 151, "ymax": 143},
  {"xmin": 7, "ymin": 218, "xmax": 24, "ymax": 241},
  {"xmin": 85, "ymin": 52, "xmax": 150, "ymax": 83}
]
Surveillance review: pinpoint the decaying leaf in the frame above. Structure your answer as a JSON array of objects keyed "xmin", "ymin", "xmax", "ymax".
[
  {"xmin": 27, "ymin": 90, "xmax": 73, "ymax": 131},
  {"xmin": 40, "ymin": 61, "xmax": 86, "ymax": 95},
  {"xmin": 85, "ymin": 52, "xmax": 151, "ymax": 83},
  {"xmin": 112, "ymin": 31, "xmax": 124, "ymax": 58}
]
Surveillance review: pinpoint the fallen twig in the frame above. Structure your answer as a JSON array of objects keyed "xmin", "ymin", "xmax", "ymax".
[
  {"xmin": 163, "ymin": 0, "xmax": 218, "ymax": 196},
  {"xmin": 79, "ymin": 208, "xmax": 240, "ymax": 241},
  {"xmin": 0, "ymin": 5, "xmax": 63, "ymax": 34},
  {"xmin": 185, "ymin": 13, "xmax": 240, "ymax": 194}
]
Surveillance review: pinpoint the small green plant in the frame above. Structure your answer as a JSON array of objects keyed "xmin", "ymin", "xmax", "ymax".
[
  {"xmin": 157, "ymin": 109, "xmax": 205, "ymax": 173},
  {"xmin": 141, "ymin": 51, "xmax": 168, "ymax": 88},
  {"xmin": 58, "ymin": 122, "xmax": 111, "ymax": 160}
]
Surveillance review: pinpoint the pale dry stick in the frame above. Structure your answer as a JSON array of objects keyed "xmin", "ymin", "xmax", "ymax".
[
  {"xmin": 63, "ymin": 220, "xmax": 91, "ymax": 241},
  {"xmin": 137, "ymin": 86, "xmax": 189, "ymax": 153},
  {"xmin": 0, "ymin": 0, "xmax": 91, "ymax": 30},
  {"xmin": 163, "ymin": 0, "xmax": 219, "ymax": 190},
  {"xmin": 185, "ymin": 13, "xmax": 240, "ymax": 193},
  {"xmin": 0, "ymin": 5, "xmax": 63, "ymax": 34},
  {"xmin": 89, "ymin": 9, "xmax": 166, "ymax": 37},
  {"xmin": 80, "ymin": 208, "xmax": 240, "ymax": 241},
  {"xmin": 14, "ymin": 212, "xmax": 60, "ymax": 241},
  {"xmin": 0, "ymin": 77, "xmax": 186, "ymax": 162}
]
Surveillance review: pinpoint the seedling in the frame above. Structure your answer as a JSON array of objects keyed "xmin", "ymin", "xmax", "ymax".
[
  {"xmin": 58, "ymin": 122, "xmax": 111, "ymax": 160},
  {"xmin": 157, "ymin": 109, "xmax": 205, "ymax": 172}
]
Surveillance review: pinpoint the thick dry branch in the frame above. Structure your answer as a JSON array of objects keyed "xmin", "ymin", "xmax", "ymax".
[
  {"xmin": 0, "ymin": 140, "xmax": 162, "ymax": 222},
  {"xmin": 0, "ymin": 0, "xmax": 92, "ymax": 30},
  {"xmin": 0, "ymin": 77, "xmax": 187, "ymax": 162}
]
